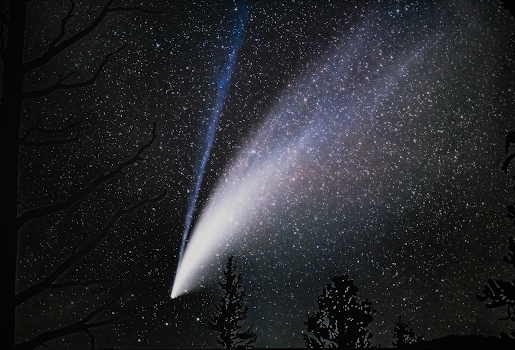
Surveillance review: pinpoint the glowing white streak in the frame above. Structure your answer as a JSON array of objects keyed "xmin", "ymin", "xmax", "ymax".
[
  {"xmin": 176, "ymin": 3, "xmax": 248, "ymax": 272},
  {"xmin": 171, "ymin": 126, "xmax": 315, "ymax": 298},
  {"xmin": 171, "ymin": 15, "xmax": 443, "ymax": 299}
]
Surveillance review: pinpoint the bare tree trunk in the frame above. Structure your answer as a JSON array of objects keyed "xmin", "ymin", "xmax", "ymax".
[
  {"xmin": 2, "ymin": 1, "xmax": 167, "ymax": 348},
  {"xmin": 1, "ymin": 2, "xmax": 27, "ymax": 347}
]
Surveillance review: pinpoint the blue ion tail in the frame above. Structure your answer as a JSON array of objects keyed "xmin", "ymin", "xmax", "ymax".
[{"xmin": 172, "ymin": 3, "xmax": 249, "ymax": 299}]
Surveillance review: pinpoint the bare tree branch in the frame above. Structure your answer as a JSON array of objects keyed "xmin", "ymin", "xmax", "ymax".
[
  {"xmin": 71, "ymin": 231, "xmax": 90, "ymax": 254},
  {"xmin": 108, "ymin": 5, "xmax": 168, "ymax": 14},
  {"xmin": 14, "ymin": 189, "xmax": 166, "ymax": 306},
  {"xmin": 49, "ymin": 0, "xmax": 76, "ymax": 50},
  {"xmin": 80, "ymin": 279, "xmax": 133, "ymax": 324},
  {"xmin": 8, "ymin": 1, "xmax": 169, "ymax": 348},
  {"xmin": 14, "ymin": 281, "xmax": 133, "ymax": 350},
  {"xmin": 85, "ymin": 329, "xmax": 96, "ymax": 350},
  {"xmin": 19, "ymin": 133, "xmax": 82, "ymax": 147},
  {"xmin": 20, "ymin": 115, "xmax": 85, "ymax": 138},
  {"xmin": 23, "ymin": 0, "xmax": 166, "ymax": 75},
  {"xmin": 24, "ymin": 43, "xmax": 128, "ymax": 100},
  {"xmin": 23, "ymin": 0, "xmax": 114, "ymax": 74},
  {"xmin": 17, "ymin": 122, "xmax": 158, "ymax": 229},
  {"xmin": 48, "ymin": 279, "xmax": 111, "ymax": 289},
  {"xmin": 19, "ymin": 116, "xmax": 86, "ymax": 147}
]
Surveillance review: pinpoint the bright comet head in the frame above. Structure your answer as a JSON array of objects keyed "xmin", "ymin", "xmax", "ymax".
[
  {"xmin": 170, "ymin": 2, "xmax": 496, "ymax": 300},
  {"xmin": 170, "ymin": 133, "xmax": 307, "ymax": 298}
]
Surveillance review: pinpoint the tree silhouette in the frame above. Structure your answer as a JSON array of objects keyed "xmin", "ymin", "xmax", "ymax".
[
  {"xmin": 304, "ymin": 274, "xmax": 376, "ymax": 348},
  {"xmin": 2, "ymin": 1, "xmax": 166, "ymax": 348},
  {"xmin": 477, "ymin": 131, "xmax": 515, "ymax": 339},
  {"xmin": 207, "ymin": 256, "xmax": 257, "ymax": 349},
  {"xmin": 391, "ymin": 316, "xmax": 422, "ymax": 348}
]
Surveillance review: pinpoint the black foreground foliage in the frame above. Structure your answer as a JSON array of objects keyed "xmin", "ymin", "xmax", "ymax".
[{"xmin": 206, "ymin": 256, "xmax": 257, "ymax": 349}]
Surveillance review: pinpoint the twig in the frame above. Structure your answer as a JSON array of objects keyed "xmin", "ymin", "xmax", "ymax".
[
  {"xmin": 15, "ymin": 189, "xmax": 166, "ymax": 305},
  {"xmin": 17, "ymin": 123, "xmax": 158, "ymax": 229},
  {"xmin": 14, "ymin": 281, "xmax": 133, "ymax": 350},
  {"xmin": 23, "ymin": 0, "xmax": 166, "ymax": 75},
  {"xmin": 23, "ymin": 44, "xmax": 128, "ymax": 100}
]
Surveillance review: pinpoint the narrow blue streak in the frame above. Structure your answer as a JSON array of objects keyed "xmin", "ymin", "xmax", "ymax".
[{"xmin": 177, "ymin": 5, "xmax": 248, "ymax": 269}]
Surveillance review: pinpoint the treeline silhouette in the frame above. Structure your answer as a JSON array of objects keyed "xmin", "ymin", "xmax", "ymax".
[
  {"xmin": 204, "ymin": 132, "xmax": 515, "ymax": 348},
  {"xmin": 207, "ymin": 256, "xmax": 515, "ymax": 348}
]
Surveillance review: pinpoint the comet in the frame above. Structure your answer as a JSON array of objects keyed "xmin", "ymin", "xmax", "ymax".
[{"xmin": 172, "ymin": 3, "xmax": 248, "ymax": 299}]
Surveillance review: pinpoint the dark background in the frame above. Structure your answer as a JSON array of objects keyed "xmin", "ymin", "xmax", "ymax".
[{"xmin": 11, "ymin": 0, "xmax": 515, "ymax": 348}]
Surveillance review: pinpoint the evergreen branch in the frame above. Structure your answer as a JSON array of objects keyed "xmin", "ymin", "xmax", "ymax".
[
  {"xmin": 206, "ymin": 256, "xmax": 257, "ymax": 348},
  {"xmin": 502, "ymin": 153, "xmax": 515, "ymax": 174},
  {"xmin": 503, "ymin": 236, "xmax": 515, "ymax": 267},
  {"xmin": 499, "ymin": 305, "xmax": 515, "ymax": 321}
]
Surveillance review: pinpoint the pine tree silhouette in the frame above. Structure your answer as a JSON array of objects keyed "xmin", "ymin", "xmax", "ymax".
[
  {"xmin": 477, "ymin": 236, "xmax": 515, "ymax": 339},
  {"xmin": 392, "ymin": 316, "xmax": 422, "ymax": 348},
  {"xmin": 477, "ymin": 131, "xmax": 515, "ymax": 340},
  {"xmin": 207, "ymin": 256, "xmax": 257, "ymax": 349},
  {"xmin": 304, "ymin": 274, "xmax": 376, "ymax": 348}
]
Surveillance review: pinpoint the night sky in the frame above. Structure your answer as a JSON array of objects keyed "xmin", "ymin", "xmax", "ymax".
[{"xmin": 14, "ymin": 0, "xmax": 515, "ymax": 348}]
